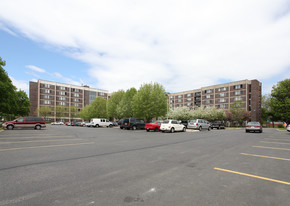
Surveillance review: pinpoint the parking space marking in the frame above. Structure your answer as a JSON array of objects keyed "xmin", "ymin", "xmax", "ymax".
[
  {"xmin": 263, "ymin": 139, "xmax": 290, "ymax": 142},
  {"xmin": 0, "ymin": 139, "xmax": 83, "ymax": 144},
  {"xmin": 0, "ymin": 142, "xmax": 95, "ymax": 152},
  {"xmin": 241, "ymin": 153, "xmax": 290, "ymax": 161},
  {"xmin": 214, "ymin": 168, "xmax": 290, "ymax": 185},
  {"xmin": 0, "ymin": 136, "xmax": 73, "ymax": 139},
  {"xmin": 253, "ymin": 146, "xmax": 290, "ymax": 151},
  {"xmin": 260, "ymin": 141, "xmax": 290, "ymax": 145}
]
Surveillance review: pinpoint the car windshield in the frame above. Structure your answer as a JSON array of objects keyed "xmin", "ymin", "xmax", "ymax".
[
  {"xmin": 247, "ymin": 122, "xmax": 260, "ymax": 125},
  {"xmin": 163, "ymin": 120, "xmax": 170, "ymax": 124}
]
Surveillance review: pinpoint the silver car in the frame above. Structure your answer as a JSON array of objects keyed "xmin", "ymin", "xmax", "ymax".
[
  {"xmin": 187, "ymin": 119, "xmax": 211, "ymax": 131},
  {"xmin": 246, "ymin": 122, "xmax": 262, "ymax": 133}
]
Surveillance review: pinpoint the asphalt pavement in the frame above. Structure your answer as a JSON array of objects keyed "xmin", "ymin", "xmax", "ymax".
[{"xmin": 0, "ymin": 126, "xmax": 289, "ymax": 206}]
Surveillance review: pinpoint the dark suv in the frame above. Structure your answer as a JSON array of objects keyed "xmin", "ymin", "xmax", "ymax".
[
  {"xmin": 211, "ymin": 121, "xmax": 225, "ymax": 129},
  {"xmin": 121, "ymin": 118, "xmax": 145, "ymax": 130},
  {"xmin": 181, "ymin": 120, "xmax": 189, "ymax": 128}
]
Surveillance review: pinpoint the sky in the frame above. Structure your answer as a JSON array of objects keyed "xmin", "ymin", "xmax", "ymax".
[{"xmin": 0, "ymin": 0, "xmax": 290, "ymax": 95}]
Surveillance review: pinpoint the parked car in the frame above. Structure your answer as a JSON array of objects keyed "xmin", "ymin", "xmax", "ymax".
[
  {"xmin": 211, "ymin": 121, "xmax": 225, "ymax": 129},
  {"xmin": 112, "ymin": 121, "xmax": 118, "ymax": 126},
  {"xmin": 90, "ymin": 118, "xmax": 113, "ymax": 128},
  {"xmin": 118, "ymin": 119, "xmax": 124, "ymax": 126},
  {"xmin": 287, "ymin": 124, "xmax": 290, "ymax": 132},
  {"xmin": 121, "ymin": 118, "xmax": 145, "ymax": 130},
  {"xmin": 160, "ymin": 120, "xmax": 186, "ymax": 133},
  {"xmin": 85, "ymin": 122, "xmax": 91, "ymax": 127},
  {"xmin": 65, "ymin": 122, "xmax": 71, "ymax": 126},
  {"xmin": 80, "ymin": 121, "xmax": 89, "ymax": 127},
  {"xmin": 181, "ymin": 120, "xmax": 190, "ymax": 128},
  {"xmin": 145, "ymin": 121, "xmax": 163, "ymax": 132},
  {"xmin": 51, "ymin": 121, "xmax": 64, "ymax": 125},
  {"xmin": 246, "ymin": 122, "xmax": 263, "ymax": 133},
  {"xmin": 2, "ymin": 117, "xmax": 46, "ymax": 130},
  {"xmin": 187, "ymin": 119, "xmax": 211, "ymax": 131}
]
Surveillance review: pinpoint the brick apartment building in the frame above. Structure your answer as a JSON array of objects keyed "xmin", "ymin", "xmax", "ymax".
[
  {"xmin": 167, "ymin": 79, "xmax": 261, "ymax": 122},
  {"xmin": 29, "ymin": 80, "xmax": 109, "ymax": 122}
]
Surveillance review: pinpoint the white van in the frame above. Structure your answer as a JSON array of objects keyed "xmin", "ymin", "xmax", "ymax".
[{"xmin": 90, "ymin": 118, "xmax": 113, "ymax": 128}]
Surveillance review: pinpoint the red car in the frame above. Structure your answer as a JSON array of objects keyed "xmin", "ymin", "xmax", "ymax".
[{"xmin": 144, "ymin": 121, "xmax": 163, "ymax": 132}]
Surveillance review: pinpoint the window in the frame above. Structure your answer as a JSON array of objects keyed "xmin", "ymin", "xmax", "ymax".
[
  {"xmin": 73, "ymin": 88, "xmax": 80, "ymax": 92},
  {"xmin": 205, "ymin": 89, "xmax": 212, "ymax": 93},
  {"xmin": 44, "ymin": 95, "xmax": 50, "ymax": 99},
  {"xmin": 235, "ymin": 91, "xmax": 241, "ymax": 95},
  {"xmin": 73, "ymin": 93, "xmax": 80, "ymax": 97},
  {"xmin": 218, "ymin": 87, "xmax": 227, "ymax": 91},
  {"xmin": 187, "ymin": 103, "xmax": 193, "ymax": 106},
  {"xmin": 178, "ymin": 99, "xmax": 182, "ymax": 103},
  {"xmin": 59, "ymin": 96, "xmax": 66, "ymax": 101},
  {"xmin": 99, "ymin": 92, "xmax": 105, "ymax": 96},
  {"xmin": 234, "ymin": 96, "xmax": 242, "ymax": 101},
  {"xmin": 187, "ymin": 98, "xmax": 192, "ymax": 101},
  {"xmin": 43, "ymin": 84, "xmax": 50, "ymax": 88},
  {"xmin": 187, "ymin": 93, "xmax": 192, "ymax": 97},
  {"xmin": 219, "ymin": 98, "xmax": 226, "ymax": 102},
  {"xmin": 205, "ymin": 100, "xmax": 211, "ymax": 104},
  {"xmin": 59, "ymin": 102, "xmax": 66, "ymax": 106},
  {"xmin": 234, "ymin": 84, "xmax": 243, "ymax": 89},
  {"xmin": 170, "ymin": 100, "xmax": 174, "ymax": 103},
  {"xmin": 44, "ymin": 89, "xmax": 50, "ymax": 94},
  {"xmin": 219, "ymin": 104, "xmax": 226, "ymax": 108},
  {"xmin": 17, "ymin": 117, "xmax": 24, "ymax": 122},
  {"xmin": 206, "ymin": 95, "xmax": 211, "ymax": 99},
  {"xmin": 74, "ymin": 98, "xmax": 80, "ymax": 102},
  {"xmin": 170, "ymin": 96, "xmax": 174, "ymax": 99},
  {"xmin": 177, "ymin": 95, "xmax": 182, "ymax": 98},
  {"xmin": 60, "ymin": 86, "xmax": 66, "ymax": 90},
  {"xmin": 60, "ymin": 91, "xmax": 67, "ymax": 95},
  {"xmin": 219, "ymin": 93, "xmax": 226, "ymax": 97},
  {"xmin": 44, "ymin": 100, "xmax": 51, "ymax": 104}
]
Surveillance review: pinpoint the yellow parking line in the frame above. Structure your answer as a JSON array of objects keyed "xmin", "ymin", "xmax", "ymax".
[
  {"xmin": 214, "ymin": 168, "xmax": 290, "ymax": 185},
  {"xmin": 253, "ymin": 146, "xmax": 290, "ymax": 151},
  {"xmin": 241, "ymin": 153, "xmax": 290, "ymax": 161},
  {"xmin": 260, "ymin": 141, "xmax": 290, "ymax": 145},
  {"xmin": 0, "ymin": 142, "xmax": 95, "ymax": 152},
  {"xmin": 0, "ymin": 139, "xmax": 83, "ymax": 144}
]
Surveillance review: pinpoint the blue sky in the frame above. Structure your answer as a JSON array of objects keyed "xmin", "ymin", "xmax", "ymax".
[{"xmin": 0, "ymin": 0, "xmax": 290, "ymax": 95}]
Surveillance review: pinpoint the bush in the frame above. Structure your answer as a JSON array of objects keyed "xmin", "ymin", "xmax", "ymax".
[{"xmin": 277, "ymin": 124, "xmax": 284, "ymax": 128}]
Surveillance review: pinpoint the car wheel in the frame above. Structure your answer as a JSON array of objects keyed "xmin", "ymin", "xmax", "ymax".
[
  {"xmin": 95, "ymin": 124, "xmax": 99, "ymax": 128},
  {"xmin": 7, "ymin": 125, "xmax": 14, "ymax": 130},
  {"xmin": 246, "ymin": 130, "xmax": 249, "ymax": 133},
  {"xmin": 170, "ymin": 128, "xmax": 175, "ymax": 133},
  {"xmin": 199, "ymin": 127, "xmax": 202, "ymax": 131},
  {"xmin": 154, "ymin": 127, "xmax": 158, "ymax": 132},
  {"xmin": 35, "ymin": 125, "xmax": 41, "ymax": 130},
  {"xmin": 162, "ymin": 131, "xmax": 165, "ymax": 133},
  {"xmin": 208, "ymin": 127, "xmax": 211, "ymax": 131},
  {"xmin": 132, "ymin": 126, "xmax": 137, "ymax": 130},
  {"xmin": 109, "ymin": 124, "xmax": 113, "ymax": 128},
  {"xmin": 183, "ymin": 127, "xmax": 186, "ymax": 132},
  {"xmin": 146, "ymin": 128, "xmax": 150, "ymax": 132},
  {"xmin": 218, "ymin": 126, "xmax": 220, "ymax": 130}
]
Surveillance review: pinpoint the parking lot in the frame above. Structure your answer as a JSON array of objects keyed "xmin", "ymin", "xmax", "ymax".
[{"xmin": 0, "ymin": 126, "xmax": 289, "ymax": 206}]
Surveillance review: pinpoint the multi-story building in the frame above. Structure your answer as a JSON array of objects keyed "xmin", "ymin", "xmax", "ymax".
[
  {"xmin": 29, "ymin": 80, "xmax": 109, "ymax": 122},
  {"xmin": 167, "ymin": 79, "xmax": 261, "ymax": 122}
]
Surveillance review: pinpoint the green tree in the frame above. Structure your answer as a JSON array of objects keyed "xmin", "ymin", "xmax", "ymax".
[
  {"xmin": 0, "ymin": 57, "xmax": 17, "ymax": 117},
  {"xmin": 261, "ymin": 94, "xmax": 271, "ymax": 123},
  {"xmin": 132, "ymin": 82, "xmax": 167, "ymax": 122},
  {"xmin": 79, "ymin": 105, "xmax": 91, "ymax": 120},
  {"xmin": 70, "ymin": 105, "xmax": 80, "ymax": 120},
  {"xmin": 230, "ymin": 100, "xmax": 248, "ymax": 125},
  {"xmin": 89, "ymin": 97, "xmax": 107, "ymax": 118},
  {"xmin": 15, "ymin": 90, "xmax": 30, "ymax": 116},
  {"xmin": 107, "ymin": 90, "xmax": 124, "ymax": 119},
  {"xmin": 55, "ymin": 106, "xmax": 66, "ymax": 121},
  {"xmin": 35, "ymin": 106, "xmax": 52, "ymax": 119},
  {"xmin": 118, "ymin": 88, "xmax": 137, "ymax": 118},
  {"xmin": 269, "ymin": 79, "xmax": 290, "ymax": 124}
]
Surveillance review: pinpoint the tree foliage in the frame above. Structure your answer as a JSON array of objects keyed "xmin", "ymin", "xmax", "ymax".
[
  {"xmin": 79, "ymin": 105, "xmax": 91, "ymax": 120},
  {"xmin": 230, "ymin": 100, "xmax": 250, "ymax": 125},
  {"xmin": 89, "ymin": 97, "xmax": 107, "ymax": 118},
  {"xmin": 35, "ymin": 106, "xmax": 52, "ymax": 119},
  {"xmin": 132, "ymin": 83, "xmax": 167, "ymax": 122},
  {"xmin": 118, "ymin": 88, "xmax": 137, "ymax": 118},
  {"xmin": 269, "ymin": 79, "xmax": 290, "ymax": 124},
  {"xmin": 107, "ymin": 90, "xmax": 124, "ymax": 119},
  {"xmin": 55, "ymin": 106, "xmax": 66, "ymax": 120},
  {"xmin": 70, "ymin": 105, "xmax": 80, "ymax": 120},
  {"xmin": 0, "ymin": 57, "xmax": 30, "ymax": 119}
]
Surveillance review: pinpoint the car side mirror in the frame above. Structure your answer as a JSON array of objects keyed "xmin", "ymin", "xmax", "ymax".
[{"xmin": 15, "ymin": 120, "xmax": 18, "ymax": 122}]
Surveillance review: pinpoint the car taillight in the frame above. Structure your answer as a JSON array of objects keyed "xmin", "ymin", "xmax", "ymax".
[
  {"xmin": 128, "ymin": 122, "xmax": 130, "ymax": 125},
  {"xmin": 196, "ymin": 123, "xmax": 198, "ymax": 126},
  {"xmin": 255, "ymin": 126, "xmax": 260, "ymax": 128}
]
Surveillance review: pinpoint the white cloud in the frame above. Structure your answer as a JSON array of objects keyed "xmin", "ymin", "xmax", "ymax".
[
  {"xmin": 9, "ymin": 76, "xmax": 29, "ymax": 91},
  {"xmin": 25, "ymin": 65, "xmax": 46, "ymax": 73},
  {"xmin": 1, "ymin": 0, "xmax": 290, "ymax": 93}
]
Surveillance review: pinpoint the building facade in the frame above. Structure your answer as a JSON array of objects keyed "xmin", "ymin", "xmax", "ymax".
[
  {"xmin": 29, "ymin": 80, "xmax": 109, "ymax": 122},
  {"xmin": 167, "ymin": 79, "xmax": 262, "ymax": 122}
]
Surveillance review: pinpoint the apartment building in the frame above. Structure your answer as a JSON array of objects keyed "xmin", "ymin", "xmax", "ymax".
[
  {"xmin": 29, "ymin": 80, "xmax": 109, "ymax": 122},
  {"xmin": 168, "ymin": 79, "xmax": 261, "ymax": 122}
]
